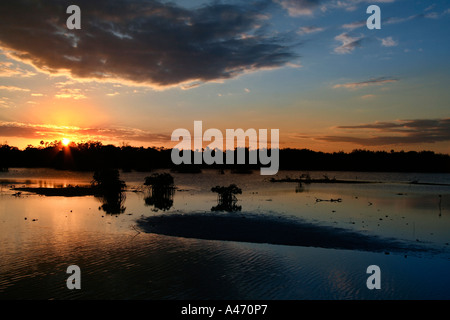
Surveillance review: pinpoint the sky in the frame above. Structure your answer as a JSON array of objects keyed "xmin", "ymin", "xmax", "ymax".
[{"xmin": 0, "ymin": 0, "xmax": 449, "ymax": 153}]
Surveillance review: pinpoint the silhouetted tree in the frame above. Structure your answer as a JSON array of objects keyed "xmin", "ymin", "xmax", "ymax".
[
  {"xmin": 98, "ymin": 191, "xmax": 126, "ymax": 215},
  {"xmin": 144, "ymin": 173, "xmax": 174, "ymax": 188},
  {"xmin": 0, "ymin": 142, "xmax": 449, "ymax": 172},
  {"xmin": 144, "ymin": 173, "xmax": 175, "ymax": 211},
  {"xmin": 92, "ymin": 168, "xmax": 126, "ymax": 193},
  {"xmin": 91, "ymin": 169, "xmax": 127, "ymax": 214},
  {"xmin": 211, "ymin": 184, "xmax": 242, "ymax": 212}
]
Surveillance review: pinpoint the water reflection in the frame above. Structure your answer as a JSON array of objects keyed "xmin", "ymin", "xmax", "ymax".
[
  {"xmin": 144, "ymin": 188, "xmax": 174, "ymax": 211},
  {"xmin": 144, "ymin": 173, "xmax": 175, "ymax": 211},
  {"xmin": 295, "ymin": 182, "xmax": 304, "ymax": 193},
  {"xmin": 211, "ymin": 184, "xmax": 242, "ymax": 212},
  {"xmin": 1, "ymin": 169, "xmax": 450, "ymax": 299},
  {"xmin": 92, "ymin": 168, "xmax": 127, "ymax": 214},
  {"xmin": 211, "ymin": 201, "xmax": 242, "ymax": 212},
  {"xmin": 96, "ymin": 191, "xmax": 126, "ymax": 214}
]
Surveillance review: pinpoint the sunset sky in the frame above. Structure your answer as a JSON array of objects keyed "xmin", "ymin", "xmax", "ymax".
[{"xmin": 0, "ymin": 0, "xmax": 449, "ymax": 153}]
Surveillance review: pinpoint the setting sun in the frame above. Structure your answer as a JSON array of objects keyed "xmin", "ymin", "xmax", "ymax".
[{"xmin": 62, "ymin": 138, "xmax": 70, "ymax": 146}]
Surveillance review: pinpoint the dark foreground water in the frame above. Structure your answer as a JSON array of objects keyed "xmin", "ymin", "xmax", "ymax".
[{"xmin": 1, "ymin": 168, "xmax": 450, "ymax": 299}]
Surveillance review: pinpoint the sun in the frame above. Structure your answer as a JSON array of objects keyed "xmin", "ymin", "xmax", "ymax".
[{"xmin": 62, "ymin": 138, "xmax": 70, "ymax": 146}]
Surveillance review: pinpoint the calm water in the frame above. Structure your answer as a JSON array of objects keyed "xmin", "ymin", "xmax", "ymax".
[{"xmin": 1, "ymin": 168, "xmax": 450, "ymax": 299}]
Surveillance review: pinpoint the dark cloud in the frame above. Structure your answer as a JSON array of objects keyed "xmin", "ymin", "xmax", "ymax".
[
  {"xmin": 315, "ymin": 119, "xmax": 450, "ymax": 146},
  {"xmin": 0, "ymin": 0, "xmax": 297, "ymax": 88}
]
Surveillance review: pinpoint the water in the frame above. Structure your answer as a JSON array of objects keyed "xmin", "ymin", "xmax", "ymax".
[{"xmin": 1, "ymin": 168, "xmax": 450, "ymax": 299}]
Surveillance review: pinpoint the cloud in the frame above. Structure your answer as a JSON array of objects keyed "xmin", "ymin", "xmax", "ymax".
[
  {"xmin": 0, "ymin": 121, "xmax": 171, "ymax": 145},
  {"xmin": 0, "ymin": 61, "xmax": 37, "ymax": 78},
  {"xmin": 380, "ymin": 37, "xmax": 398, "ymax": 47},
  {"xmin": 55, "ymin": 88, "xmax": 87, "ymax": 100},
  {"xmin": 334, "ymin": 33, "xmax": 363, "ymax": 54},
  {"xmin": 0, "ymin": 0, "xmax": 297, "ymax": 89},
  {"xmin": 0, "ymin": 85, "xmax": 30, "ymax": 92},
  {"xmin": 333, "ymin": 77, "xmax": 399, "ymax": 89},
  {"xmin": 314, "ymin": 119, "xmax": 450, "ymax": 146},
  {"xmin": 341, "ymin": 20, "xmax": 366, "ymax": 30},
  {"xmin": 324, "ymin": 0, "xmax": 395, "ymax": 12},
  {"xmin": 424, "ymin": 8, "xmax": 450, "ymax": 19},
  {"xmin": 297, "ymin": 26, "xmax": 325, "ymax": 35},
  {"xmin": 384, "ymin": 14, "xmax": 421, "ymax": 25},
  {"xmin": 381, "ymin": 7, "xmax": 449, "ymax": 25},
  {"xmin": 54, "ymin": 93, "xmax": 87, "ymax": 100},
  {"xmin": 425, "ymin": 4, "xmax": 436, "ymax": 12},
  {"xmin": 274, "ymin": 0, "xmax": 321, "ymax": 16},
  {"xmin": 0, "ymin": 98, "xmax": 12, "ymax": 109}
]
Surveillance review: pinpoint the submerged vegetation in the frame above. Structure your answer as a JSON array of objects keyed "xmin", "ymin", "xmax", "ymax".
[
  {"xmin": 144, "ymin": 173, "xmax": 175, "ymax": 211},
  {"xmin": 92, "ymin": 168, "xmax": 126, "ymax": 193},
  {"xmin": 92, "ymin": 168, "xmax": 127, "ymax": 214},
  {"xmin": 269, "ymin": 175, "xmax": 377, "ymax": 184},
  {"xmin": 211, "ymin": 184, "xmax": 242, "ymax": 212},
  {"xmin": 144, "ymin": 173, "xmax": 174, "ymax": 188},
  {"xmin": 12, "ymin": 168, "xmax": 128, "ymax": 214}
]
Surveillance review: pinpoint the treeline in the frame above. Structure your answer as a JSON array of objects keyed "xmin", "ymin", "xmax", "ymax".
[
  {"xmin": 0, "ymin": 142, "xmax": 449, "ymax": 173},
  {"xmin": 279, "ymin": 148, "xmax": 450, "ymax": 173}
]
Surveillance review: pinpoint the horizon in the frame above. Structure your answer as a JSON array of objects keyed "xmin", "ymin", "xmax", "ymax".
[{"xmin": 2, "ymin": 138, "xmax": 449, "ymax": 156}]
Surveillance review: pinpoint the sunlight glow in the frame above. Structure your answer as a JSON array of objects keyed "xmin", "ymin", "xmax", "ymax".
[{"xmin": 62, "ymin": 138, "xmax": 70, "ymax": 146}]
